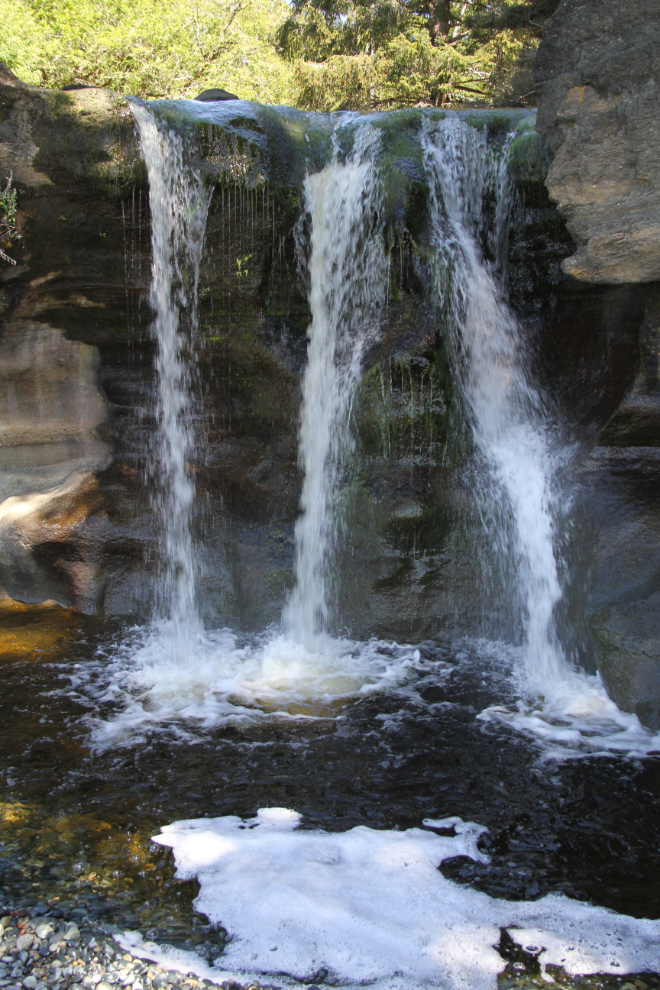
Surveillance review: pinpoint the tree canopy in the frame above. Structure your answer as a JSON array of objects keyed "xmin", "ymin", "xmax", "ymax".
[
  {"xmin": 280, "ymin": 0, "xmax": 561, "ymax": 110},
  {"xmin": 1, "ymin": 0, "xmax": 294, "ymax": 103},
  {"xmin": 1, "ymin": 0, "xmax": 560, "ymax": 110}
]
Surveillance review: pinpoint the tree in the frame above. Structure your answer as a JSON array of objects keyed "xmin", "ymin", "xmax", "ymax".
[
  {"xmin": 1, "ymin": 0, "xmax": 295, "ymax": 103},
  {"xmin": 279, "ymin": 0, "xmax": 561, "ymax": 110},
  {"xmin": 2, "ymin": 0, "xmax": 560, "ymax": 110}
]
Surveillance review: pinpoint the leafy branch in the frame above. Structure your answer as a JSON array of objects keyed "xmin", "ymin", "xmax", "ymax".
[{"xmin": 0, "ymin": 173, "xmax": 22, "ymax": 266}]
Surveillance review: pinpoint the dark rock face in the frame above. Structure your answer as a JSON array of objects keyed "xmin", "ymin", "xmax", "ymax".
[
  {"xmin": 533, "ymin": 0, "xmax": 660, "ymax": 284},
  {"xmin": 534, "ymin": 0, "xmax": 660, "ymax": 725},
  {"xmin": 195, "ymin": 89, "xmax": 239, "ymax": 101}
]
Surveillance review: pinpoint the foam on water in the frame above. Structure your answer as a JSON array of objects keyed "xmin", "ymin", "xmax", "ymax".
[
  {"xmin": 125, "ymin": 807, "xmax": 660, "ymax": 990},
  {"xmin": 87, "ymin": 625, "xmax": 424, "ymax": 748}
]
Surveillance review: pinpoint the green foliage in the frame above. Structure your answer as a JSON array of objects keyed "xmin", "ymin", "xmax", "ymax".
[
  {"xmin": 295, "ymin": 30, "xmax": 487, "ymax": 111},
  {"xmin": 0, "ymin": 0, "xmax": 47, "ymax": 85},
  {"xmin": 283, "ymin": 0, "xmax": 561, "ymax": 109},
  {"xmin": 1, "ymin": 0, "xmax": 294, "ymax": 103},
  {"xmin": 1, "ymin": 0, "xmax": 558, "ymax": 110},
  {"xmin": 0, "ymin": 173, "xmax": 22, "ymax": 266}
]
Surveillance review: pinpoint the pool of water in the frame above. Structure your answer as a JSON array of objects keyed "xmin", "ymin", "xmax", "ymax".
[{"xmin": 2, "ymin": 600, "xmax": 660, "ymax": 970}]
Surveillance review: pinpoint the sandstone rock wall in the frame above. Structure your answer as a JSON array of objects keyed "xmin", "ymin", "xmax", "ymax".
[
  {"xmin": 0, "ymin": 65, "xmax": 139, "ymax": 610},
  {"xmin": 0, "ymin": 59, "xmax": 644, "ymax": 666}
]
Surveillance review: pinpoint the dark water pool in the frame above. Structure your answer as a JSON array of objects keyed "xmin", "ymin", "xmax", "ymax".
[{"xmin": 1, "ymin": 600, "xmax": 660, "ymax": 985}]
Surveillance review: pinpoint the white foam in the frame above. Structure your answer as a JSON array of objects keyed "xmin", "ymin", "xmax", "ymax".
[
  {"xmin": 87, "ymin": 622, "xmax": 424, "ymax": 749},
  {"xmin": 147, "ymin": 807, "xmax": 660, "ymax": 990},
  {"xmin": 477, "ymin": 641, "xmax": 660, "ymax": 760}
]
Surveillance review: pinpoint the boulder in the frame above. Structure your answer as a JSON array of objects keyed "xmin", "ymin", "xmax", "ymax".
[
  {"xmin": 0, "ymin": 471, "xmax": 106, "ymax": 610},
  {"xmin": 194, "ymin": 88, "xmax": 239, "ymax": 101}
]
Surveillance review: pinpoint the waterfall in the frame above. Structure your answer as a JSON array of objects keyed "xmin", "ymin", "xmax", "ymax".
[
  {"xmin": 94, "ymin": 106, "xmax": 658, "ymax": 757},
  {"xmin": 283, "ymin": 123, "xmax": 388, "ymax": 645},
  {"xmin": 131, "ymin": 104, "xmax": 211, "ymax": 641},
  {"xmin": 422, "ymin": 118, "xmax": 566, "ymax": 691}
]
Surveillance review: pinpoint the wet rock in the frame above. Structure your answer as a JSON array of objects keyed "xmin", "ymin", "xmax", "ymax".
[
  {"xmin": 0, "ymin": 471, "xmax": 106, "ymax": 610},
  {"xmin": 194, "ymin": 90, "xmax": 238, "ymax": 102},
  {"xmin": 535, "ymin": 2, "xmax": 660, "ymax": 726}
]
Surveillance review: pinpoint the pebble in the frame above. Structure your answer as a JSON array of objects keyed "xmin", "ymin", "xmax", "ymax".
[{"xmin": 0, "ymin": 910, "xmax": 294, "ymax": 990}]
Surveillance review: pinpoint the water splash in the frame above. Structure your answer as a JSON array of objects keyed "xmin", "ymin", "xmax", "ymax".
[
  {"xmin": 422, "ymin": 117, "xmax": 566, "ymax": 692},
  {"xmin": 131, "ymin": 104, "xmax": 211, "ymax": 642},
  {"xmin": 283, "ymin": 123, "xmax": 388, "ymax": 645}
]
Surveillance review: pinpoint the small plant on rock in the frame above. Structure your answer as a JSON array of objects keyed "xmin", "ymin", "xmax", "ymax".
[{"xmin": 0, "ymin": 172, "xmax": 22, "ymax": 265}]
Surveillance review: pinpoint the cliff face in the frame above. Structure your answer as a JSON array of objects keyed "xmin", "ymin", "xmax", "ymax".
[
  {"xmin": 0, "ymin": 66, "xmax": 138, "ymax": 608},
  {"xmin": 534, "ymin": 0, "xmax": 660, "ymax": 727},
  {"xmin": 533, "ymin": 0, "xmax": 660, "ymax": 284}
]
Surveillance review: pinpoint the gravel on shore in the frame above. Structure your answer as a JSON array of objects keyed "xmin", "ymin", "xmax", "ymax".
[{"xmin": 0, "ymin": 910, "xmax": 299, "ymax": 990}]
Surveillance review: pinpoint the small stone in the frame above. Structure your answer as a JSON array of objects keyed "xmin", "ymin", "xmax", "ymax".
[
  {"xmin": 97, "ymin": 983, "xmax": 113, "ymax": 990},
  {"xmin": 35, "ymin": 929, "xmax": 53, "ymax": 943},
  {"xmin": 16, "ymin": 940, "xmax": 33, "ymax": 954},
  {"xmin": 23, "ymin": 979, "xmax": 37, "ymax": 990}
]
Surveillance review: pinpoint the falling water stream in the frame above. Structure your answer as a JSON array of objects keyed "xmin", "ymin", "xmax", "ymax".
[
  {"xmin": 423, "ymin": 120, "xmax": 566, "ymax": 687},
  {"xmin": 282, "ymin": 124, "xmax": 387, "ymax": 645},
  {"xmin": 131, "ymin": 105, "xmax": 210, "ymax": 644}
]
